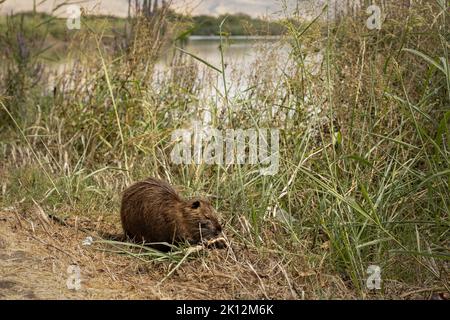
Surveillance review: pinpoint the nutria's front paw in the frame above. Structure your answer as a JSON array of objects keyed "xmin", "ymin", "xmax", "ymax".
[{"xmin": 204, "ymin": 237, "xmax": 228, "ymax": 249}]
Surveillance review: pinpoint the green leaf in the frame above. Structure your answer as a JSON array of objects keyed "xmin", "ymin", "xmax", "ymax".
[
  {"xmin": 175, "ymin": 47, "xmax": 223, "ymax": 73},
  {"xmin": 403, "ymin": 48, "xmax": 446, "ymax": 74},
  {"xmin": 344, "ymin": 154, "xmax": 373, "ymax": 167},
  {"xmin": 356, "ymin": 238, "xmax": 392, "ymax": 249}
]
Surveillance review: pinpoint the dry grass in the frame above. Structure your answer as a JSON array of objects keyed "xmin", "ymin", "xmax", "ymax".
[
  {"xmin": 0, "ymin": 209, "xmax": 354, "ymax": 300},
  {"xmin": 2, "ymin": 206, "xmax": 441, "ymax": 300}
]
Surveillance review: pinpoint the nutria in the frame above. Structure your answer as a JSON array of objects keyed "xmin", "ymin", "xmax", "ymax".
[{"xmin": 120, "ymin": 177, "xmax": 225, "ymax": 251}]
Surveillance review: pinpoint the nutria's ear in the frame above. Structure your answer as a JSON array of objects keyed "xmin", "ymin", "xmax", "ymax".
[{"xmin": 191, "ymin": 200, "xmax": 200, "ymax": 209}]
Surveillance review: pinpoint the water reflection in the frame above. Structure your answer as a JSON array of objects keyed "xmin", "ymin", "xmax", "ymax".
[{"xmin": 155, "ymin": 36, "xmax": 290, "ymax": 99}]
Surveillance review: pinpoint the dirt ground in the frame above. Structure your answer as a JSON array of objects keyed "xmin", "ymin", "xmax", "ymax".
[
  {"xmin": 3, "ymin": 207, "xmax": 444, "ymax": 300},
  {"xmin": 1, "ymin": 207, "xmax": 355, "ymax": 300}
]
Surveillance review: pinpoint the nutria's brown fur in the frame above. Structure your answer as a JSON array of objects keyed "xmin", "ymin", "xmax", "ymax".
[{"xmin": 120, "ymin": 177, "xmax": 223, "ymax": 250}]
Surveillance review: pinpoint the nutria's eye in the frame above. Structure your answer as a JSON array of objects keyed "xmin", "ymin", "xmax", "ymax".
[{"xmin": 191, "ymin": 201, "xmax": 200, "ymax": 209}]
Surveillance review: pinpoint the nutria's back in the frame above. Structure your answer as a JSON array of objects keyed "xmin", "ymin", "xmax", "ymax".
[{"xmin": 120, "ymin": 177, "xmax": 223, "ymax": 250}]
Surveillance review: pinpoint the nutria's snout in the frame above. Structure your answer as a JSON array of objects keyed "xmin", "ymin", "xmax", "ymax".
[
  {"xmin": 199, "ymin": 219, "xmax": 223, "ymax": 239},
  {"xmin": 186, "ymin": 198, "xmax": 224, "ymax": 242}
]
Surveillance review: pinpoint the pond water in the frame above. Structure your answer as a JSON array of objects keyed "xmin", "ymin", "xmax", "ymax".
[
  {"xmin": 47, "ymin": 36, "xmax": 291, "ymax": 98},
  {"xmin": 45, "ymin": 35, "xmax": 324, "ymax": 131},
  {"xmin": 155, "ymin": 36, "xmax": 291, "ymax": 99},
  {"xmin": 47, "ymin": 36, "xmax": 323, "ymax": 122},
  {"xmin": 169, "ymin": 35, "xmax": 285, "ymax": 69}
]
